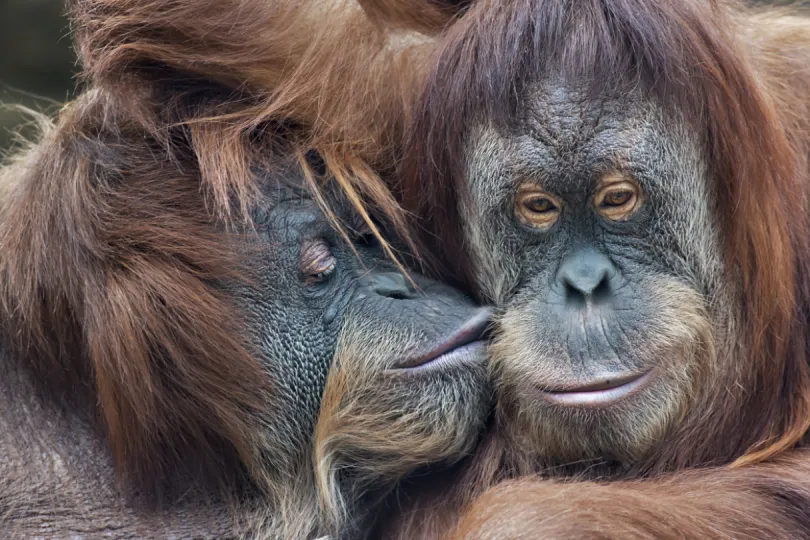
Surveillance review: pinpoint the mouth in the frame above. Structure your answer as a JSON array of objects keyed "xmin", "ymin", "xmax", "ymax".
[
  {"xmin": 539, "ymin": 370, "xmax": 653, "ymax": 406},
  {"xmin": 392, "ymin": 307, "xmax": 492, "ymax": 372}
]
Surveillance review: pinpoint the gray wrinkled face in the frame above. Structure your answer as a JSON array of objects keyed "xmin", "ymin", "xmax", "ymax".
[
  {"xmin": 463, "ymin": 81, "xmax": 731, "ymax": 463},
  {"xmin": 233, "ymin": 177, "xmax": 491, "ymax": 475}
]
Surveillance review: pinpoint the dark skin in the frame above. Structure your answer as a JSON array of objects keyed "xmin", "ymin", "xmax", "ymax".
[
  {"xmin": 381, "ymin": 1, "xmax": 810, "ymax": 537},
  {"xmin": 238, "ymin": 171, "xmax": 493, "ymax": 501},
  {"xmin": 467, "ymin": 86, "xmax": 715, "ymax": 466},
  {"xmin": 0, "ymin": 156, "xmax": 492, "ymax": 539},
  {"xmin": 2, "ymin": 0, "xmax": 498, "ymax": 537}
]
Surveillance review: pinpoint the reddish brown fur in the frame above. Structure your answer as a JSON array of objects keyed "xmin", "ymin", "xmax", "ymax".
[
  {"xmin": 452, "ymin": 451, "xmax": 810, "ymax": 540},
  {"xmin": 1, "ymin": 0, "xmax": 439, "ymax": 502},
  {"xmin": 400, "ymin": 0, "xmax": 810, "ymax": 466},
  {"xmin": 0, "ymin": 90, "xmax": 271, "ymax": 496},
  {"xmin": 69, "ymin": 0, "xmax": 442, "ymax": 257},
  {"xmin": 382, "ymin": 0, "xmax": 810, "ymax": 537},
  {"xmin": 357, "ymin": 0, "xmax": 469, "ymax": 33}
]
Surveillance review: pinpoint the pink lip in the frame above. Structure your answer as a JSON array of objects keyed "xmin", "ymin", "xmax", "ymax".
[
  {"xmin": 540, "ymin": 370, "xmax": 653, "ymax": 406},
  {"xmin": 393, "ymin": 341, "xmax": 488, "ymax": 375},
  {"xmin": 394, "ymin": 308, "xmax": 492, "ymax": 369}
]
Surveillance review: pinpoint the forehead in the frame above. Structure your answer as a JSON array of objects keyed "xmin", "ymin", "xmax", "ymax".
[
  {"xmin": 522, "ymin": 84, "xmax": 648, "ymax": 158},
  {"xmin": 254, "ymin": 174, "xmax": 361, "ymax": 240},
  {"xmin": 466, "ymin": 81, "xmax": 670, "ymax": 196}
]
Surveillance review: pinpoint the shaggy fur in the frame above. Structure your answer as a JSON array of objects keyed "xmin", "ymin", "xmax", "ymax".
[
  {"xmin": 314, "ymin": 313, "xmax": 489, "ymax": 534},
  {"xmin": 453, "ymin": 451, "xmax": 810, "ymax": 540},
  {"xmin": 0, "ymin": 0, "xmax": 491, "ymax": 538},
  {"xmin": 1, "ymin": 0, "xmax": 439, "ymax": 496},
  {"xmin": 357, "ymin": 0, "xmax": 468, "ymax": 33},
  {"xmin": 378, "ymin": 1, "xmax": 810, "ymax": 538},
  {"xmin": 68, "ymin": 0, "xmax": 446, "ymax": 260}
]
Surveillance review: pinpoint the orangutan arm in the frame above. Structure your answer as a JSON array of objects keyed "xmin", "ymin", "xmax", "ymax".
[{"xmin": 451, "ymin": 451, "xmax": 810, "ymax": 540}]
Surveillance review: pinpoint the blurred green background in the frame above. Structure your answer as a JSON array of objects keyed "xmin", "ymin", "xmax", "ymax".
[{"xmin": 1, "ymin": 0, "xmax": 76, "ymax": 152}]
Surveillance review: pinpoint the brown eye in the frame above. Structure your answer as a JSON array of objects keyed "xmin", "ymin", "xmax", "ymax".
[
  {"xmin": 594, "ymin": 176, "xmax": 642, "ymax": 221},
  {"xmin": 300, "ymin": 239, "xmax": 336, "ymax": 284},
  {"xmin": 602, "ymin": 190, "xmax": 633, "ymax": 207},
  {"xmin": 516, "ymin": 185, "xmax": 562, "ymax": 229},
  {"xmin": 524, "ymin": 197, "xmax": 556, "ymax": 213}
]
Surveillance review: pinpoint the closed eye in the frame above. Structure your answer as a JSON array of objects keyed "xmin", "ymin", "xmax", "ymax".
[{"xmin": 300, "ymin": 238, "xmax": 336, "ymax": 285}]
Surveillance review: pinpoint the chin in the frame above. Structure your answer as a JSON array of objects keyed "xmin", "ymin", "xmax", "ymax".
[
  {"xmin": 496, "ymin": 362, "xmax": 695, "ymax": 465},
  {"xmin": 489, "ymin": 281, "xmax": 714, "ymax": 466},
  {"xmin": 313, "ymin": 306, "xmax": 494, "ymax": 491}
]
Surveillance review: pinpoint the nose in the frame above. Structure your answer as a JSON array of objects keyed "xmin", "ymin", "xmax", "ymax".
[
  {"xmin": 360, "ymin": 272, "xmax": 418, "ymax": 300},
  {"xmin": 555, "ymin": 248, "xmax": 617, "ymax": 305}
]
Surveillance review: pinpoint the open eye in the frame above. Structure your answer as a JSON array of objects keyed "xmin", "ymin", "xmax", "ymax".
[
  {"xmin": 300, "ymin": 239, "xmax": 336, "ymax": 284},
  {"xmin": 594, "ymin": 175, "xmax": 643, "ymax": 221},
  {"xmin": 515, "ymin": 185, "xmax": 562, "ymax": 230}
]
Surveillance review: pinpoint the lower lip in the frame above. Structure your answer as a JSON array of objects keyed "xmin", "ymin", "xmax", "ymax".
[
  {"xmin": 387, "ymin": 341, "xmax": 488, "ymax": 375},
  {"xmin": 540, "ymin": 371, "xmax": 653, "ymax": 406}
]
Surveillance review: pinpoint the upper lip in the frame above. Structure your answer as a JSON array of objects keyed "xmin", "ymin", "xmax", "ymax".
[{"xmin": 395, "ymin": 307, "xmax": 493, "ymax": 369}]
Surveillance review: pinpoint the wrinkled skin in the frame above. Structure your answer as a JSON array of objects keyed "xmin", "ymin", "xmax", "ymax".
[
  {"xmin": 376, "ymin": 2, "xmax": 810, "ymax": 538},
  {"xmin": 0, "ymin": 166, "xmax": 492, "ymax": 539},
  {"xmin": 464, "ymin": 82, "xmax": 726, "ymax": 466},
  {"xmin": 242, "ymin": 173, "xmax": 493, "ymax": 498}
]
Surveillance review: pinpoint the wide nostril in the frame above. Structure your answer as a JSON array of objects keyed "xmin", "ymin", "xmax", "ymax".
[
  {"xmin": 556, "ymin": 249, "xmax": 617, "ymax": 305},
  {"xmin": 369, "ymin": 272, "xmax": 418, "ymax": 300},
  {"xmin": 562, "ymin": 270, "xmax": 611, "ymax": 304}
]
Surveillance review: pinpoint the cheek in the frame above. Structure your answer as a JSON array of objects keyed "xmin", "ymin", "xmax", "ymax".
[
  {"xmin": 462, "ymin": 219, "xmax": 524, "ymax": 304},
  {"xmin": 312, "ymin": 310, "xmax": 492, "ymax": 505},
  {"xmin": 491, "ymin": 275, "xmax": 712, "ymax": 383},
  {"xmin": 488, "ymin": 276, "xmax": 716, "ymax": 461},
  {"xmin": 459, "ymin": 175, "xmax": 532, "ymax": 304},
  {"xmin": 253, "ymin": 313, "xmax": 336, "ymax": 432},
  {"xmin": 233, "ymin": 291, "xmax": 338, "ymax": 467},
  {"xmin": 643, "ymin": 190, "xmax": 725, "ymax": 297}
]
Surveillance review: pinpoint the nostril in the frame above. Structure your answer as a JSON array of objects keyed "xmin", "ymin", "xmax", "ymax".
[
  {"xmin": 369, "ymin": 272, "xmax": 418, "ymax": 300},
  {"xmin": 562, "ymin": 277, "xmax": 588, "ymax": 307},
  {"xmin": 556, "ymin": 248, "xmax": 617, "ymax": 304},
  {"xmin": 561, "ymin": 266, "xmax": 610, "ymax": 296},
  {"xmin": 592, "ymin": 274, "xmax": 612, "ymax": 301},
  {"xmin": 562, "ymin": 271, "xmax": 610, "ymax": 306},
  {"xmin": 383, "ymin": 289, "xmax": 413, "ymax": 301}
]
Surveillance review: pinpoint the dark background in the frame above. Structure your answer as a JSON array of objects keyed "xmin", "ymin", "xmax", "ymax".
[
  {"xmin": 0, "ymin": 0, "xmax": 798, "ymax": 152},
  {"xmin": 1, "ymin": 0, "xmax": 76, "ymax": 152}
]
